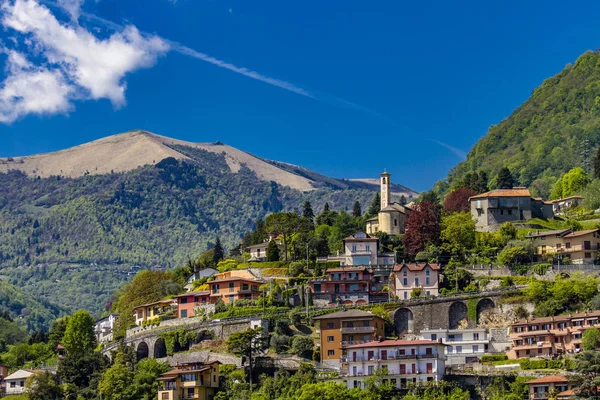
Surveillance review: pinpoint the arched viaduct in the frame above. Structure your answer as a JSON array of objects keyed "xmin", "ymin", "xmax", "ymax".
[{"xmin": 391, "ymin": 290, "xmax": 507, "ymax": 334}]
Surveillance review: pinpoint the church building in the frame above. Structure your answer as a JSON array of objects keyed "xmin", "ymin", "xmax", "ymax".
[{"xmin": 365, "ymin": 171, "xmax": 410, "ymax": 235}]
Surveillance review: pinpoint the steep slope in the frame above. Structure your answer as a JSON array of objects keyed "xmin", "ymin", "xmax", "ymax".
[{"xmin": 436, "ymin": 50, "xmax": 600, "ymax": 198}]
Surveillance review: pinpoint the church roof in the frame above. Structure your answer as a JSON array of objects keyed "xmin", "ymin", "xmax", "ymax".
[{"xmin": 380, "ymin": 203, "xmax": 407, "ymax": 213}]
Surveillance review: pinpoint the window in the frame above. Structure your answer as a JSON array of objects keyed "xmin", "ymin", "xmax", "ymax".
[
  {"xmin": 363, "ymin": 321, "xmax": 370, "ymax": 327},
  {"xmin": 327, "ymin": 350, "xmax": 334, "ymax": 356},
  {"xmin": 566, "ymin": 242, "xmax": 571, "ymax": 249},
  {"xmin": 10, "ymin": 382, "xmax": 15, "ymax": 388},
  {"xmin": 180, "ymin": 310, "xmax": 187, "ymax": 318},
  {"xmin": 162, "ymin": 393, "xmax": 170, "ymax": 400},
  {"xmin": 327, "ymin": 322, "xmax": 334, "ymax": 329},
  {"xmin": 585, "ymin": 252, "xmax": 592, "ymax": 259},
  {"xmin": 426, "ymin": 277, "xmax": 430, "ymax": 285},
  {"xmin": 187, "ymin": 388, "xmax": 194, "ymax": 398},
  {"xmin": 352, "ymin": 245, "xmax": 357, "ymax": 252},
  {"xmin": 181, "ymin": 374, "xmax": 196, "ymax": 382},
  {"xmin": 415, "ymin": 277, "xmax": 419, "ymax": 286},
  {"xmin": 213, "ymin": 284, "xmax": 220, "ymax": 294},
  {"xmin": 542, "ymin": 324, "xmax": 550, "ymax": 330},
  {"xmin": 508, "ymin": 209, "xmax": 512, "ymax": 215},
  {"xmin": 394, "ymin": 219, "xmax": 398, "ymax": 226},
  {"xmin": 431, "ymin": 334, "xmax": 437, "ymax": 341},
  {"xmin": 347, "ymin": 322, "xmax": 354, "ymax": 328},
  {"xmin": 500, "ymin": 210, "xmax": 504, "ymax": 215},
  {"xmin": 538, "ymin": 348, "xmax": 543, "ymax": 354},
  {"xmin": 473, "ymin": 333, "xmax": 479, "ymax": 340},
  {"xmin": 327, "ymin": 336, "xmax": 334, "ymax": 342},
  {"xmin": 403, "ymin": 278, "xmax": 408, "ymax": 286},
  {"xmin": 473, "ymin": 345, "xmax": 479, "ymax": 352},
  {"xmin": 180, "ymin": 297, "xmax": 187, "ymax": 304},
  {"xmin": 229, "ymin": 282, "xmax": 234, "ymax": 292},
  {"xmin": 426, "ymin": 290, "xmax": 430, "ymax": 296},
  {"xmin": 368, "ymin": 366, "xmax": 374, "ymax": 375},
  {"xmin": 404, "ymin": 292, "xmax": 408, "ymax": 299},
  {"xmin": 366, "ymin": 245, "xmax": 370, "ymax": 252},
  {"xmin": 425, "ymin": 268, "xmax": 430, "ymax": 276},
  {"xmin": 456, "ymin": 346, "xmax": 462, "ymax": 353},
  {"xmin": 242, "ymin": 284, "xmax": 249, "ymax": 291}
]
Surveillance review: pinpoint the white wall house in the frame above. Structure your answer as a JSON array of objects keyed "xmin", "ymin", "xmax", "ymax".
[
  {"xmin": 341, "ymin": 339, "xmax": 446, "ymax": 390},
  {"xmin": 94, "ymin": 313, "xmax": 120, "ymax": 344},
  {"xmin": 420, "ymin": 328, "xmax": 489, "ymax": 365},
  {"xmin": 4, "ymin": 369, "xmax": 37, "ymax": 395}
]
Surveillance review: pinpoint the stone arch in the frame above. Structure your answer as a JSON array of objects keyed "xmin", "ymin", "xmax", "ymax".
[
  {"xmin": 136, "ymin": 341, "xmax": 149, "ymax": 361},
  {"xmin": 449, "ymin": 302, "xmax": 468, "ymax": 329},
  {"xmin": 355, "ymin": 299, "xmax": 367, "ymax": 306},
  {"xmin": 476, "ymin": 298, "xmax": 495, "ymax": 323},
  {"xmin": 154, "ymin": 338, "xmax": 167, "ymax": 359},
  {"xmin": 394, "ymin": 308, "xmax": 414, "ymax": 334}
]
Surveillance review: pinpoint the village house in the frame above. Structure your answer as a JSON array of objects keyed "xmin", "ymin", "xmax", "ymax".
[
  {"xmin": 527, "ymin": 228, "xmax": 600, "ymax": 264},
  {"xmin": 208, "ymin": 270, "xmax": 264, "ymax": 305},
  {"xmin": 365, "ymin": 172, "xmax": 410, "ymax": 236},
  {"xmin": 508, "ymin": 310, "xmax": 600, "ymax": 359},
  {"xmin": 317, "ymin": 231, "xmax": 395, "ymax": 267},
  {"xmin": 470, "ymin": 187, "xmax": 553, "ymax": 232},
  {"xmin": 3, "ymin": 369, "xmax": 39, "ymax": 395},
  {"xmin": 175, "ymin": 290, "xmax": 211, "ymax": 318},
  {"xmin": 309, "ymin": 266, "xmax": 373, "ymax": 306},
  {"xmin": 420, "ymin": 328, "xmax": 489, "ymax": 365},
  {"xmin": 156, "ymin": 361, "xmax": 220, "ymax": 400},
  {"xmin": 551, "ymin": 196, "xmax": 584, "ymax": 215},
  {"xmin": 313, "ymin": 309, "xmax": 385, "ymax": 369},
  {"xmin": 94, "ymin": 313, "xmax": 119, "ymax": 343},
  {"xmin": 246, "ymin": 235, "xmax": 284, "ymax": 262},
  {"xmin": 184, "ymin": 267, "xmax": 217, "ymax": 292},
  {"xmin": 341, "ymin": 339, "xmax": 446, "ymax": 390},
  {"xmin": 524, "ymin": 375, "xmax": 575, "ymax": 400},
  {"xmin": 133, "ymin": 299, "xmax": 177, "ymax": 326},
  {"xmin": 393, "ymin": 263, "xmax": 441, "ymax": 300}
]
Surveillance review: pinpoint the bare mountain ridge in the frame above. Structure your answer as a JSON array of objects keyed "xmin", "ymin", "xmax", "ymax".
[{"xmin": 0, "ymin": 130, "xmax": 417, "ymax": 196}]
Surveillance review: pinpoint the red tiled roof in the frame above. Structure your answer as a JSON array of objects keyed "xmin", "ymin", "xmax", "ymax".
[
  {"xmin": 175, "ymin": 291, "xmax": 210, "ymax": 298},
  {"xmin": 393, "ymin": 263, "xmax": 441, "ymax": 272},
  {"xmin": 345, "ymin": 339, "xmax": 441, "ymax": 349},
  {"xmin": 326, "ymin": 266, "xmax": 370, "ymax": 273},
  {"xmin": 525, "ymin": 375, "xmax": 570, "ymax": 385},
  {"xmin": 343, "ymin": 232, "xmax": 378, "ymax": 242},
  {"xmin": 470, "ymin": 188, "xmax": 532, "ymax": 200},
  {"xmin": 562, "ymin": 229, "xmax": 599, "ymax": 238},
  {"xmin": 513, "ymin": 310, "xmax": 600, "ymax": 326}
]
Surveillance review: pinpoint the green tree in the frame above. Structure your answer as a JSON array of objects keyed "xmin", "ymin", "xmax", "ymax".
[
  {"xmin": 573, "ymin": 350, "xmax": 600, "ymax": 398},
  {"xmin": 440, "ymin": 212, "xmax": 476, "ymax": 257},
  {"xmin": 62, "ymin": 310, "xmax": 96, "ymax": 356},
  {"xmin": 265, "ymin": 212, "xmax": 301, "ymax": 261},
  {"xmin": 226, "ymin": 327, "xmax": 268, "ymax": 386},
  {"xmin": 291, "ymin": 336, "xmax": 314, "ymax": 359},
  {"xmin": 294, "ymin": 382, "xmax": 360, "ymax": 400},
  {"xmin": 213, "ymin": 237, "xmax": 225, "ymax": 265},
  {"xmin": 352, "ymin": 201, "xmax": 362, "ymax": 217},
  {"xmin": 550, "ymin": 167, "xmax": 591, "ymax": 199},
  {"xmin": 98, "ymin": 352, "xmax": 135, "ymax": 400},
  {"xmin": 583, "ymin": 328, "xmax": 600, "ymax": 351},
  {"xmin": 582, "ymin": 179, "xmax": 600, "ymax": 210},
  {"xmin": 595, "ymin": 147, "xmax": 600, "ymax": 179},
  {"xmin": 26, "ymin": 371, "xmax": 63, "ymax": 400},
  {"xmin": 302, "ymin": 200, "xmax": 315, "ymax": 220},
  {"xmin": 367, "ymin": 193, "xmax": 381, "ymax": 216},
  {"xmin": 58, "ymin": 352, "xmax": 106, "ymax": 399},
  {"xmin": 496, "ymin": 167, "xmax": 515, "ymax": 189},
  {"xmin": 497, "ymin": 246, "xmax": 529, "ymax": 268},
  {"xmin": 266, "ymin": 240, "xmax": 280, "ymax": 262}
]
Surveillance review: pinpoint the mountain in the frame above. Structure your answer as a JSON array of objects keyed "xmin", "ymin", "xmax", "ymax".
[
  {"xmin": 0, "ymin": 130, "xmax": 416, "ymax": 197},
  {"xmin": 0, "ymin": 130, "xmax": 417, "ymax": 271},
  {"xmin": 435, "ymin": 50, "xmax": 600, "ymax": 198}
]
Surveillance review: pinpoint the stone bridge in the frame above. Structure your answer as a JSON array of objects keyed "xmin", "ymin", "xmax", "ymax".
[
  {"xmin": 391, "ymin": 289, "xmax": 517, "ymax": 334},
  {"xmin": 101, "ymin": 316, "xmax": 265, "ymax": 361}
]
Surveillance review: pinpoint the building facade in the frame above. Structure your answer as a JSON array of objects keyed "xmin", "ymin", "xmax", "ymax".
[
  {"xmin": 316, "ymin": 231, "xmax": 395, "ymax": 267},
  {"xmin": 551, "ymin": 196, "xmax": 583, "ymax": 215},
  {"xmin": 184, "ymin": 268, "xmax": 217, "ymax": 292},
  {"xmin": 94, "ymin": 313, "xmax": 119, "ymax": 343},
  {"xmin": 365, "ymin": 172, "xmax": 410, "ymax": 236},
  {"xmin": 508, "ymin": 311, "xmax": 600, "ymax": 359},
  {"xmin": 208, "ymin": 270, "xmax": 264, "ymax": 305},
  {"xmin": 4, "ymin": 369, "xmax": 37, "ymax": 395},
  {"xmin": 175, "ymin": 290, "xmax": 211, "ymax": 318},
  {"xmin": 393, "ymin": 263, "xmax": 441, "ymax": 300},
  {"xmin": 341, "ymin": 339, "xmax": 446, "ymax": 390},
  {"xmin": 470, "ymin": 188, "xmax": 553, "ymax": 232},
  {"xmin": 157, "ymin": 361, "xmax": 220, "ymax": 400},
  {"xmin": 133, "ymin": 299, "xmax": 177, "ymax": 326},
  {"xmin": 420, "ymin": 328, "xmax": 489, "ymax": 365},
  {"xmin": 313, "ymin": 310, "xmax": 385, "ymax": 369},
  {"xmin": 310, "ymin": 266, "xmax": 373, "ymax": 306},
  {"xmin": 524, "ymin": 375, "xmax": 574, "ymax": 400},
  {"xmin": 527, "ymin": 229, "xmax": 600, "ymax": 264}
]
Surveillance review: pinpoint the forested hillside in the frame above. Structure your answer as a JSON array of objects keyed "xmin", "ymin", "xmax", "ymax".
[
  {"xmin": 436, "ymin": 50, "xmax": 600, "ymax": 198},
  {"xmin": 0, "ymin": 146, "xmax": 378, "ymax": 269}
]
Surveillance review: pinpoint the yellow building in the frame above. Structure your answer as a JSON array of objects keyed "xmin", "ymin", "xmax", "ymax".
[
  {"xmin": 157, "ymin": 361, "xmax": 220, "ymax": 400},
  {"xmin": 527, "ymin": 228, "xmax": 600, "ymax": 264},
  {"xmin": 365, "ymin": 172, "xmax": 410, "ymax": 236},
  {"xmin": 133, "ymin": 299, "xmax": 177, "ymax": 326}
]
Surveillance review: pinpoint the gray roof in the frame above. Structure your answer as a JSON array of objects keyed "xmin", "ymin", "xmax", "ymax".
[
  {"xmin": 313, "ymin": 309, "xmax": 381, "ymax": 320},
  {"xmin": 526, "ymin": 229, "xmax": 571, "ymax": 238}
]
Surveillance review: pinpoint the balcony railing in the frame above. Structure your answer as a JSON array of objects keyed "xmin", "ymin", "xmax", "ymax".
[
  {"xmin": 341, "ymin": 326, "xmax": 375, "ymax": 334},
  {"xmin": 349, "ymin": 250, "xmax": 373, "ymax": 255}
]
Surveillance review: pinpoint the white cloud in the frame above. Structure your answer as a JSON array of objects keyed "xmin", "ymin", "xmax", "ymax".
[
  {"xmin": 57, "ymin": 0, "xmax": 83, "ymax": 20},
  {"xmin": 0, "ymin": 0, "xmax": 169, "ymax": 123}
]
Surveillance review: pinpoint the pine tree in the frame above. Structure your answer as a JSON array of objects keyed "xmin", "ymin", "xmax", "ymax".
[
  {"xmin": 266, "ymin": 240, "xmax": 280, "ymax": 262},
  {"xmin": 594, "ymin": 147, "xmax": 600, "ymax": 179},
  {"xmin": 367, "ymin": 193, "xmax": 381, "ymax": 216},
  {"xmin": 213, "ymin": 237, "xmax": 224, "ymax": 265},
  {"xmin": 496, "ymin": 167, "xmax": 515, "ymax": 189},
  {"xmin": 477, "ymin": 171, "xmax": 489, "ymax": 193},
  {"xmin": 352, "ymin": 201, "xmax": 362, "ymax": 217},
  {"xmin": 302, "ymin": 200, "xmax": 315, "ymax": 220},
  {"xmin": 400, "ymin": 195, "xmax": 407, "ymax": 206},
  {"xmin": 323, "ymin": 202, "xmax": 330, "ymax": 213}
]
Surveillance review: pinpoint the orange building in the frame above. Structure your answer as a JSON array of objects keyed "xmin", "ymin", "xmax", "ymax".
[
  {"xmin": 175, "ymin": 291, "xmax": 211, "ymax": 318},
  {"xmin": 525, "ymin": 375, "xmax": 575, "ymax": 400},
  {"xmin": 208, "ymin": 270, "xmax": 265, "ymax": 305},
  {"xmin": 157, "ymin": 361, "xmax": 220, "ymax": 400},
  {"xmin": 313, "ymin": 309, "xmax": 385, "ymax": 368},
  {"xmin": 508, "ymin": 310, "xmax": 600, "ymax": 359}
]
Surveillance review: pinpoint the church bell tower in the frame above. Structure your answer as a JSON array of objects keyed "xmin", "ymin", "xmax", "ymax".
[{"xmin": 380, "ymin": 171, "xmax": 391, "ymax": 209}]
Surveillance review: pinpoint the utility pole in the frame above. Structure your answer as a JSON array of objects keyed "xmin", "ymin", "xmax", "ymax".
[
  {"xmin": 306, "ymin": 243, "xmax": 309, "ymax": 270},
  {"xmin": 305, "ymin": 285, "xmax": 310, "ymax": 320}
]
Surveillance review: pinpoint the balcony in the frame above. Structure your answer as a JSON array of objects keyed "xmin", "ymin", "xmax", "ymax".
[
  {"xmin": 350, "ymin": 250, "xmax": 373, "ymax": 256},
  {"xmin": 341, "ymin": 326, "xmax": 375, "ymax": 334}
]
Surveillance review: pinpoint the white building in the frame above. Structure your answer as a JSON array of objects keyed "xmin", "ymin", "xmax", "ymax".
[
  {"xmin": 246, "ymin": 237, "xmax": 284, "ymax": 262},
  {"xmin": 317, "ymin": 231, "xmax": 395, "ymax": 267},
  {"xmin": 4, "ymin": 369, "xmax": 37, "ymax": 395},
  {"xmin": 341, "ymin": 339, "xmax": 446, "ymax": 390},
  {"xmin": 420, "ymin": 328, "xmax": 489, "ymax": 365},
  {"xmin": 184, "ymin": 268, "xmax": 218, "ymax": 292},
  {"xmin": 94, "ymin": 313, "xmax": 120, "ymax": 344}
]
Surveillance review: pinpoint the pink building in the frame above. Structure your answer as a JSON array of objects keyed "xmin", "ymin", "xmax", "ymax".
[{"xmin": 393, "ymin": 263, "xmax": 441, "ymax": 300}]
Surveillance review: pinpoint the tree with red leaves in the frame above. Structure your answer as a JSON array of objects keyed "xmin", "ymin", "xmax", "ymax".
[
  {"xmin": 403, "ymin": 201, "xmax": 441, "ymax": 257},
  {"xmin": 443, "ymin": 187, "xmax": 476, "ymax": 213}
]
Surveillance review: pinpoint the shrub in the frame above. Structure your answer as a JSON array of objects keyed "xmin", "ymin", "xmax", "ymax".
[
  {"xmin": 291, "ymin": 336, "xmax": 314, "ymax": 359},
  {"xmin": 270, "ymin": 334, "xmax": 291, "ymax": 353},
  {"xmin": 411, "ymin": 288, "xmax": 423, "ymax": 298},
  {"xmin": 532, "ymin": 263, "xmax": 551, "ymax": 276},
  {"xmin": 481, "ymin": 354, "xmax": 508, "ymax": 363},
  {"xmin": 214, "ymin": 299, "xmax": 227, "ymax": 314},
  {"xmin": 513, "ymin": 305, "xmax": 529, "ymax": 320},
  {"xmin": 499, "ymin": 277, "xmax": 514, "ymax": 288},
  {"xmin": 262, "ymin": 268, "xmax": 289, "ymax": 277},
  {"xmin": 288, "ymin": 262, "xmax": 306, "ymax": 277}
]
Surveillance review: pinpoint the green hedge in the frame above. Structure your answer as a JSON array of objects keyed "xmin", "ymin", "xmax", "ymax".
[
  {"xmin": 482, "ymin": 354, "xmax": 508, "ymax": 362},
  {"xmin": 212, "ymin": 306, "xmax": 289, "ymax": 320},
  {"xmin": 519, "ymin": 358, "xmax": 573, "ymax": 370}
]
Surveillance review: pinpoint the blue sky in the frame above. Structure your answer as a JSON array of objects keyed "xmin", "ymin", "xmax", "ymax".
[{"xmin": 1, "ymin": 0, "xmax": 600, "ymax": 191}]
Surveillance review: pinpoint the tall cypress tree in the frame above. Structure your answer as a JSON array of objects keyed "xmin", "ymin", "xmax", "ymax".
[
  {"xmin": 213, "ymin": 237, "xmax": 224, "ymax": 265},
  {"xmin": 302, "ymin": 200, "xmax": 315, "ymax": 220},
  {"xmin": 352, "ymin": 201, "xmax": 362, "ymax": 217},
  {"xmin": 367, "ymin": 193, "xmax": 381, "ymax": 216},
  {"xmin": 496, "ymin": 167, "xmax": 515, "ymax": 189}
]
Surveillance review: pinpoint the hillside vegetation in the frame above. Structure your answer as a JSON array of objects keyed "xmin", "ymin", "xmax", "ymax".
[{"xmin": 436, "ymin": 50, "xmax": 600, "ymax": 198}]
